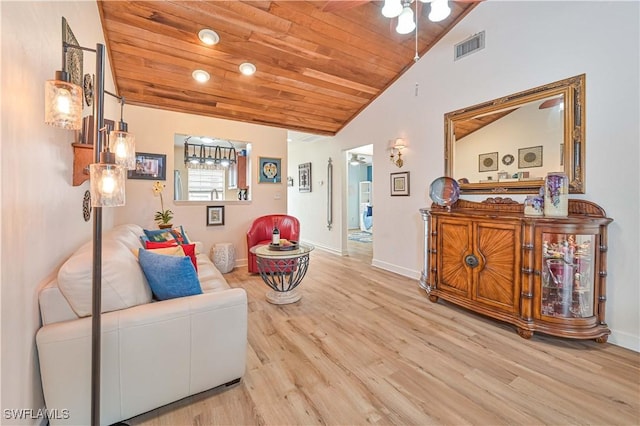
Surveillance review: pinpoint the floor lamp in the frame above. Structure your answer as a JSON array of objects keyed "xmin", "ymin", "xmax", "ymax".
[{"xmin": 45, "ymin": 19, "xmax": 133, "ymax": 425}]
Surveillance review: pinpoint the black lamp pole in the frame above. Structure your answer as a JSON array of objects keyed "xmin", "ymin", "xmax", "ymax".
[{"xmin": 91, "ymin": 42, "xmax": 105, "ymax": 426}]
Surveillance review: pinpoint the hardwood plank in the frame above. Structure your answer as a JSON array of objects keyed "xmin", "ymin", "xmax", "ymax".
[{"xmin": 125, "ymin": 248, "xmax": 640, "ymax": 425}]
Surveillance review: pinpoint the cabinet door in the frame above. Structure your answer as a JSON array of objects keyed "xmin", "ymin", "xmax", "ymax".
[
  {"xmin": 537, "ymin": 231, "xmax": 597, "ymax": 320},
  {"xmin": 437, "ymin": 218, "xmax": 472, "ymax": 298},
  {"xmin": 473, "ymin": 221, "xmax": 521, "ymax": 313}
]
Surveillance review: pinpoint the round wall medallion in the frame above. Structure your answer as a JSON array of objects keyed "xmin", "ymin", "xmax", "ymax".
[
  {"xmin": 502, "ymin": 154, "xmax": 515, "ymax": 166},
  {"xmin": 82, "ymin": 190, "xmax": 91, "ymax": 222},
  {"xmin": 83, "ymin": 74, "xmax": 93, "ymax": 107}
]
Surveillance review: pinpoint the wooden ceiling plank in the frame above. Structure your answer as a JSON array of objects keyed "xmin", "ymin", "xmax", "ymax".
[
  {"xmin": 105, "ymin": 17, "xmax": 392, "ymax": 96},
  {"xmin": 109, "ymin": 39, "xmax": 373, "ymax": 105},
  {"xmin": 117, "ymin": 75, "xmax": 355, "ymax": 123}
]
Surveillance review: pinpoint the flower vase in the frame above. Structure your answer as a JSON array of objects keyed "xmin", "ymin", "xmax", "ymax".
[
  {"xmin": 158, "ymin": 223, "xmax": 173, "ymax": 229},
  {"xmin": 544, "ymin": 172, "xmax": 569, "ymax": 217}
]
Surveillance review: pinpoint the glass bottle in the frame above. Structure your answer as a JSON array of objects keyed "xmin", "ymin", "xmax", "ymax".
[{"xmin": 272, "ymin": 221, "xmax": 280, "ymax": 245}]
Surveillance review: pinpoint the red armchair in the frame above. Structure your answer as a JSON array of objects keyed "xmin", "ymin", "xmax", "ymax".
[{"xmin": 247, "ymin": 214, "xmax": 300, "ymax": 273}]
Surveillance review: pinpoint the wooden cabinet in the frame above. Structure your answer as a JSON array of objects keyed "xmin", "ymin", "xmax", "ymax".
[{"xmin": 420, "ymin": 198, "xmax": 612, "ymax": 342}]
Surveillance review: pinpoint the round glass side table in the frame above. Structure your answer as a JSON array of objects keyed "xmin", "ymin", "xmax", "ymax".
[{"xmin": 250, "ymin": 243, "xmax": 314, "ymax": 304}]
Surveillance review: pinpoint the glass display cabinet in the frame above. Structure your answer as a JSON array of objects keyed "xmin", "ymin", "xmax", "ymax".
[
  {"xmin": 420, "ymin": 198, "xmax": 613, "ymax": 342},
  {"xmin": 541, "ymin": 233, "xmax": 595, "ymax": 319}
]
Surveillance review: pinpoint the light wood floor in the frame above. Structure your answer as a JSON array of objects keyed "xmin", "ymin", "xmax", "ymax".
[{"xmin": 127, "ymin": 248, "xmax": 639, "ymax": 425}]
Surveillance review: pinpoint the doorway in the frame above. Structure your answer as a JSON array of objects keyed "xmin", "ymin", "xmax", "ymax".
[{"xmin": 346, "ymin": 145, "xmax": 373, "ymax": 262}]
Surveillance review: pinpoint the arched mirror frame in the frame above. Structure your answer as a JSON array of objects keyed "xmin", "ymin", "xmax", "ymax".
[{"xmin": 444, "ymin": 74, "xmax": 585, "ymax": 194}]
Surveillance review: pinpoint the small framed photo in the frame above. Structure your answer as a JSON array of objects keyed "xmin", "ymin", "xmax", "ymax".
[
  {"xmin": 478, "ymin": 152, "xmax": 498, "ymax": 172},
  {"xmin": 518, "ymin": 145, "xmax": 543, "ymax": 168},
  {"xmin": 258, "ymin": 157, "xmax": 282, "ymax": 183},
  {"xmin": 206, "ymin": 206, "xmax": 225, "ymax": 226},
  {"xmin": 128, "ymin": 153, "xmax": 167, "ymax": 180},
  {"xmin": 298, "ymin": 162, "xmax": 311, "ymax": 192},
  {"xmin": 390, "ymin": 171, "xmax": 410, "ymax": 196}
]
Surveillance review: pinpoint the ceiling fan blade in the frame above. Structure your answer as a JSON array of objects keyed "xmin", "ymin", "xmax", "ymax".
[{"xmin": 322, "ymin": 0, "xmax": 370, "ymax": 13}]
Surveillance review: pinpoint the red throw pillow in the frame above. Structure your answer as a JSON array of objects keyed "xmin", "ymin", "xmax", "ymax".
[
  {"xmin": 145, "ymin": 241, "xmax": 178, "ymax": 248},
  {"xmin": 146, "ymin": 241, "xmax": 197, "ymax": 271}
]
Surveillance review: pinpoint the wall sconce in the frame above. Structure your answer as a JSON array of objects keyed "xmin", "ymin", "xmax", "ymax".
[{"xmin": 389, "ymin": 138, "xmax": 406, "ymax": 168}]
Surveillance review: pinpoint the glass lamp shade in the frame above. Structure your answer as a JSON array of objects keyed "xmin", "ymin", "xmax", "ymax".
[
  {"xmin": 110, "ymin": 130, "xmax": 136, "ymax": 170},
  {"xmin": 89, "ymin": 163, "xmax": 126, "ymax": 207},
  {"xmin": 382, "ymin": 0, "xmax": 403, "ymax": 18},
  {"xmin": 44, "ymin": 79, "xmax": 83, "ymax": 130},
  {"xmin": 428, "ymin": 0, "xmax": 451, "ymax": 22},
  {"xmin": 396, "ymin": 6, "xmax": 416, "ymax": 34}
]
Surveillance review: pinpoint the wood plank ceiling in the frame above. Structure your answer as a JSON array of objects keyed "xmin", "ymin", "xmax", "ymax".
[{"xmin": 98, "ymin": 1, "xmax": 479, "ymax": 136}]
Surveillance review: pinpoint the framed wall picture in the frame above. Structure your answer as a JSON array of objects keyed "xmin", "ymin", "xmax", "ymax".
[
  {"xmin": 390, "ymin": 171, "xmax": 410, "ymax": 196},
  {"xmin": 298, "ymin": 162, "xmax": 311, "ymax": 192},
  {"xmin": 478, "ymin": 152, "xmax": 499, "ymax": 172},
  {"xmin": 128, "ymin": 153, "xmax": 167, "ymax": 180},
  {"xmin": 518, "ymin": 145, "xmax": 543, "ymax": 168},
  {"xmin": 206, "ymin": 206, "xmax": 225, "ymax": 226},
  {"xmin": 258, "ymin": 157, "xmax": 282, "ymax": 183}
]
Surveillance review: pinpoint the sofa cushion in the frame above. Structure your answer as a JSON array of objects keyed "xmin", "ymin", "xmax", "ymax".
[
  {"xmin": 133, "ymin": 245, "xmax": 186, "ymax": 258},
  {"xmin": 138, "ymin": 250, "xmax": 202, "ymax": 301},
  {"xmin": 145, "ymin": 241, "xmax": 197, "ymax": 271},
  {"xmin": 143, "ymin": 229, "xmax": 178, "ymax": 243},
  {"xmin": 107, "ymin": 224, "xmax": 146, "ymax": 250},
  {"xmin": 58, "ymin": 240, "xmax": 153, "ymax": 317},
  {"xmin": 170, "ymin": 225, "xmax": 190, "ymax": 244}
]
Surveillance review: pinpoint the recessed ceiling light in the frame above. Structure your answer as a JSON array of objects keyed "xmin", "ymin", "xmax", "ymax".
[
  {"xmin": 239, "ymin": 62, "xmax": 257, "ymax": 76},
  {"xmin": 198, "ymin": 29, "xmax": 220, "ymax": 45},
  {"xmin": 192, "ymin": 70, "xmax": 210, "ymax": 83}
]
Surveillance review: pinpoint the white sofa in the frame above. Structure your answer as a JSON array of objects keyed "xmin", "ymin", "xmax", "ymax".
[{"xmin": 36, "ymin": 224, "xmax": 247, "ymax": 426}]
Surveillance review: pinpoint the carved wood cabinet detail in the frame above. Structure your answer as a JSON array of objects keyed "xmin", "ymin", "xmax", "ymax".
[{"xmin": 419, "ymin": 198, "xmax": 613, "ymax": 342}]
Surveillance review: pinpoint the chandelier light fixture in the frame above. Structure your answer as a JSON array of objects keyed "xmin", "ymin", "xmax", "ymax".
[
  {"xmin": 428, "ymin": 0, "xmax": 451, "ymax": 22},
  {"xmin": 381, "ymin": 0, "xmax": 403, "ymax": 18},
  {"xmin": 396, "ymin": 2, "xmax": 416, "ymax": 35},
  {"xmin": 381, "ymin": 0, "xmax": 451, "ymax": 34},
  {"xmin": 184, "ymin": 139, "xmax": 237, "ymax": 169}
]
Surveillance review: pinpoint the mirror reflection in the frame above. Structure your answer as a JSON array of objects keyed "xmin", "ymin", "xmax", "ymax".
[
  {"xmin": 445, "ymin": 74, "xmax": 585, "ymax": 194},
  {"xmin": 453, "ymin": 94, "xmax": 564, "ymax": 183},
  {"xmin": 173, "ymin": 134, "xmax": 251, "ymax": 201}
]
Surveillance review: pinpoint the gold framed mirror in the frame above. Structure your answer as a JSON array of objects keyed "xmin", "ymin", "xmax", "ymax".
[{"xmin": 444, "ymin": 74, "xmax": 585, "ymax": 194}]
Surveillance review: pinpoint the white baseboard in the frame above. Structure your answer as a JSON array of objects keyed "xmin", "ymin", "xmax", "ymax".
[
  {"xmin": 371, "ymin": 258, "xmax": 421, "ymax": 280},
  {"xmin": 301, "ymin": 240, "xmax": 343, "ymax": 256},
  {"xmin": 608, "ymin": 329, "xmax": 640, "ymax": 352}
]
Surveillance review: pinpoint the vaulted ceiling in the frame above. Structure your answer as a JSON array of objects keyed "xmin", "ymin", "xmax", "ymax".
[{"xmin": 98, "ymin": 1, "xmax": 479, "ymax": 136}]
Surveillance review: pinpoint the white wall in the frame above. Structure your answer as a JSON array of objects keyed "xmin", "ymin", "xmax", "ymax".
[
  {"xmin": 289, "ymin": 1, "xmax": 640, "ymax": 350},
  {"xmin": 1, "ymin": 1, "xmax": 120, "ymax": 421},
  {"xmin": 114, "ymin": 106, "xmax": 288, "ymax": 264},
  {"xmin": 287, "ymin": 141, "xmax": 342, "ymax": 255}
]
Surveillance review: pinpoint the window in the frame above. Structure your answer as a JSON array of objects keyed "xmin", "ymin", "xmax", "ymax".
[{"xmin": 187, "ymin": 168, "xmax": 225, "ymax": 201}]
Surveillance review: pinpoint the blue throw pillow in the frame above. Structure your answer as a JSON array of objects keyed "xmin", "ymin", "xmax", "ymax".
[{"xmin": 138, "ymin": 250, "xmax": 202, "ymax": 301}]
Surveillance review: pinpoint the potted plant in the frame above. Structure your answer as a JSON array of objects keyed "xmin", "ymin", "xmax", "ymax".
[{"xmin": 152, "ymin": 181, "xmax": 173, "ymax": 228}]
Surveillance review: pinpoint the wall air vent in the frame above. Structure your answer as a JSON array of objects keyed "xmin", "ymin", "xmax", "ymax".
[{"xmin": 454, "ymin": 31, "xmax": 485, "ymax": 61}]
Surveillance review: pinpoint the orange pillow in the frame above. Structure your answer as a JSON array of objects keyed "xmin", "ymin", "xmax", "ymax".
[{"xmin": 146, "ymin": 241, "xmax": 197, "ymax": 271}]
